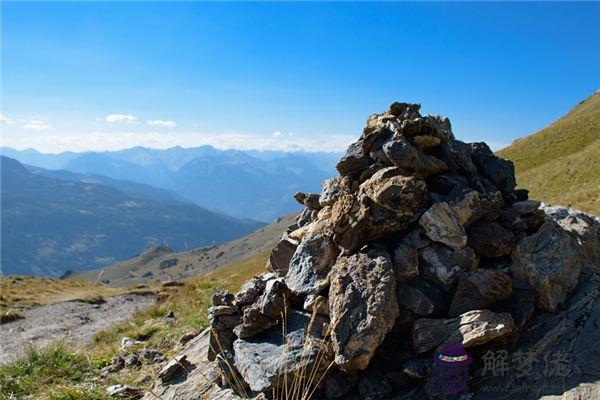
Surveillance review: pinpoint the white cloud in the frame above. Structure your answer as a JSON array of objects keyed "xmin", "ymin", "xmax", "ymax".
[
  {"xmin": 22, "ymin": 118, "xmax": 51, "ymax": 131},
  {"xmin": 0, "ymin": 114, "xmax": 15, "ymax": 125},
  {"xmin": 147, "ymin": 119, "xmax": 176, "ymax": 127},
  {"xmin": 104, "ymin": 114, "xmax": 139, "ymax": 124},
  {"xmin": 2, "ymin": 130, "xmax": 354, "ymax": 154}
]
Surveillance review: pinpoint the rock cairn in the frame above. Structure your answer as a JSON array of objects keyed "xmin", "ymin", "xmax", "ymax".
[{"xmin": 207, "ymin": 102, "xmax": 600, "ymax": 399}]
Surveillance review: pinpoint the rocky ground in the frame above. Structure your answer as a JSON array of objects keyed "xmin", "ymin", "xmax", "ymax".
[
  {"xmin": 0, "ymin": 292, "xmax": 156, "ymax": 364},
  {"xmin": 138, "ymin": 102, "xmax": 600, "ymax": 400}
]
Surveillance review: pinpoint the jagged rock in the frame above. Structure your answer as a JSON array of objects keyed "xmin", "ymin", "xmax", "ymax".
[
  {"xmin": 268, "ymin": 237, "xmax": 297, "ymax": 275},
  {"xmin": 467, "ymin": 220, "xmax": 515, "ymax": 258},
  {"xmin": 303, "ymin": 294, "xmax": 329, "ymax": 316},
  {"xmin": 158, "ymin": 355, "xmax": 188, "ymax": 382},
  {"xmin": 512, "ymin": 200, "xmax": 541, "ymax": 215},
  {"xmin": 329, "ymin": 248, "xmax": 399, "ymax": 371},
  {"xmin": 397, "ymin": 284, "xmax": 436, "ymax": 316},
  {"xmin": 449, "ymin": 270, "xmax": 512, "ymax": 316},
  {"xmin": 212, "ymin": 290, "xmax": 234, "ymax": 306},
  {"xmin": 470, "ymin": 142, "xmax": 516, "ymax": 193},
  {"xmin": 320, "ymin": 176, "xmax": 350, "ymax": 206},
  {"xmin": 360, "ymin": 167, "xmax": 429, "ymax": 214},
  {"xmin": 106, "ymin": 384, "xmax": 144, "ymax": 399},
  {"xmin": 419, "ymin": 202, "xmax": 467, "ymax": 250},
  {"xmin": 336, "ymin": 141, "xmax": 372, "ymax": 176},
  {"xmin": 542, "ymin": 205, "xmax": 600, "ymax": 269},
  {"xmin": 412, "ymin": 309, "xmax": 515, "ymax": 354},
  {"xmin": 511, "ymin": 220, "xmax": 585, "ymax": 312},
  {"xmin": 235, "ymin": 274, "xmax": 269, "ymax": 306},
  {"xmin": 208, "ymin": 326, "xmax": 236, "ymax": 361},
  {"xmin": 294, "ymin": 192, "xmax": 322, "ymax": 210},
  {"xmin": 382, "ymin": 137, "xmax": 448, "ymax": 177},
  {"xmin": 208, "ymin": 305, "xmax": 238, "ymax": 317},
  {"xmin": 337, "ymin": 171, "xmax": 427, "ymax": 252},
  {"xmin": 447, "ymin": 190, "xmax": 482, "ymax": 227},
  {"xmin": 419, "ymin": 244, "xmax": 477, "ymax": 292},
  {"xmin": 392, "ymin": 228, "xmax": 430, "ymax": 282},
  {"xmin": 233, "ymin": 311, "xmax": 332, "ymax": 393},
  {"xmin": 413, "ymin": 134, "xmax": 441, "ymax": 150},
  {"xmin": 142, "ymin": 348, "xmax": 165, "ymax": 363},
  {"xmin": 285, "ymin": 220, "xmax": 339, "ymax": 295}
]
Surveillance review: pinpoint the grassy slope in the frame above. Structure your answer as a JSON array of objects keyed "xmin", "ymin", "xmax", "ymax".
[
  {"xmin": 497, "ymin": 91, "xmax": 600, "ymax": 215},
  {"xmin": 0, "ymin": 251, "xmax": 270, "ymax": 399},
  {"xmin": 71, "ymin": 213, "xmax": 295, "ymax": 288}
]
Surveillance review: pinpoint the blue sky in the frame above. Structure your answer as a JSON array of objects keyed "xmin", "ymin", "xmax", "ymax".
[{"xmin": 2, "ymin": 1, "xmax": 599, "ymax": 153}]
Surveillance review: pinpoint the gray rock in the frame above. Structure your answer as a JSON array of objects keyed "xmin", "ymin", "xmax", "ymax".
[
  {"xmin": 412, "ymin": 310, "xmax": 515, "ymax": 354},
  {"xmin": 336, "ymin": 141, "xmax": 372, "ymax": 176},
  {"xmin": 212, "ymin": 290, "xmax": 234, "ymax": 306},
  {"xmin": 158, "ymin": 355, "xmax": 188, "ymax": 382},
  {"xmin": 360, "ymin": 167, "xmax": 428, "ymax": 214},
  {"xmin": 325, "ymin": 368, "xmax": 359, "ymax": 399},
  {"xmin": 449, "ymin": 269, "xmax": 512, "ymax": 317},
  {"xmin": 106, "ymin": 384, "xmax": 144, "ymax": 399},
  {"xmin": 235, "ymin": 275, "xmax": 267, "ymax": 306},
  {"xmin": 397, "ymin": 284, "xmax": 436, "ymax": 316},
  {"xmin": 392, "ymin": 228, "xmax": 430, "ymax": 282},
  {"xmin": 512, "ymin": 200, "xmax": 541, "ymax": 215},
  {"xmin": 285, "ymin": 220, "xmax": 339, "ymax": 295},
  {"xmin": 208, "ymin": 305, "xmax": 238, "ymax": 317},
  {"xmin": 419, "ymin": 244, "xmax": 478, "ymax": 292},
  {"xmin": 233, "ymin": 311, "xmax": 332, "ymax": 393},
  {"xmin": 268, "ymin": 237, "xmax": 297, "ymax": 275},
  {"xmin": 470, "ymin": 142, "xmax": 516, "ymax": 193},
  {"xmin": 419, "ymin": 202, "xmax": 467, "ymax": 250},
  {"xmin": 382, "ymin": 137, "xmax": 448, "ymax": 177},
  {"xmin": 511, "ymin": 220, "xmax": 585, "ymax": 312},
  {"xmin": 329, "ymin": 248, "xmax": 399, "ymax": 371}
]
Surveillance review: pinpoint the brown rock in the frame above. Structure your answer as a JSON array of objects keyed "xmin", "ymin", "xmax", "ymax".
[
  {"xmin": 412, "ymin": 310, "xmax": 515, "ymax": 354},
  {"xmin": 419, "ymin": 202, "xmax": 467, "ymax": 250},
  {"xmin": 468, "ymin": 220, "xmax": 515, "ymax": 258},
  {"xmin": 449, "ymin": 270, "xmax": 512, "ymax": 317}
]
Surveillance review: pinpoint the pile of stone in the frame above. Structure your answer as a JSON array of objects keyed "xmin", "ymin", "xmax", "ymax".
[{"xmin": 207, "ymin": 102, "xmax": 600, "ymax": 399}]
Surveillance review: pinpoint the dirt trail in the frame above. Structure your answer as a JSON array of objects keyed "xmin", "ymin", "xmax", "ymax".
[{"xmin": 0, "ymin": 292, "xmax": 156, "ymax": 364}]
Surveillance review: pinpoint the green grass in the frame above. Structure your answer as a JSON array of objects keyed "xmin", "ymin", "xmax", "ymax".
[
  {"xmin": 0, "ymin": 249, "xmax": 272, "ymax": 399},
  {"xmin": 0, "ymin": 343, "xmax": 109, "ymax": 400},
  {"xmin": 497, "ymin": 91, "xmax": 600, "ymax": 215}
]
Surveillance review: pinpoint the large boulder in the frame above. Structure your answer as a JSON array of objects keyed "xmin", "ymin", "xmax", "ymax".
[
  {"xmin": 233, "ymin": 311, "xmax": 332, "ymax": 393},
  {"xmin": 510, "ymin": 220, "xmax": 585, "ymax": 312},
  {"xmin": 285, "ymin": 220, "xmax": 339, "ymax": 295},
  {"xmin": 419, "ymin": 202, "xmax": 467, "ymax": 250},
  {"xmin": 329, "ymin": 247, "xmax": 399, "ymax": 371}
]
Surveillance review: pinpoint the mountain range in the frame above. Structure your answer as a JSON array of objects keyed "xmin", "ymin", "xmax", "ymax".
[
  {"xmin": 1, "ymin": 146, "xmax": 341, "ymax": 222},
  {"xmin": 0, "ymin": 156, "xmax": 262, "ymax": 276}
]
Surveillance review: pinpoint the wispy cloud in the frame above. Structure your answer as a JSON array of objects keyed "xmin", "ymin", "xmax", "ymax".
[
  {"xmin": 2, "ymin": 130, "xmax": 354, "ymax": 153},
  {"xmin": 104, "ymin": 114, "xmax": 139, "ymax": 124},
  {"xmin": 147, "ymin": 119, "xmax": 176, "ymax": 127},
  {"xmin": 22, "ymin": 118, "xmax": 52, "ymax": 131},
  {"xmin": 0, "ymin": 114, "xmax": 15, "ymax": 125}
]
